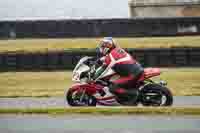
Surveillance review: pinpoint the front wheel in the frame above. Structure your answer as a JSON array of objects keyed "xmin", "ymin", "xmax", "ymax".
[
  {"xmin": 140, "ymin": 84, "xmax": 173, "ymax": 106},
  {"xmin": 66, "ymin": 88, "xmax": 97, "ymax": 106}
]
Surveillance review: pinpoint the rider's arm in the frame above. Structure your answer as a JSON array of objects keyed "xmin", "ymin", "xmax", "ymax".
[
  {"xmin": 92, "ymin": 56, "xmax": 108, "ymax": 80},
  {"xmin": 93, "ymin": 64, "xmax": 107, "ymax": 80},
  {"xmin": 92, "ymin": 54, "xmax": 112, "ymax": 80}
]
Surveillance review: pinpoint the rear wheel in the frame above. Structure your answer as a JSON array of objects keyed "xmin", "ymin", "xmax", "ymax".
[
  {"xmin": 66, "ymin": 88, "xmax": 97, "ymax": 106},
  {"xmin": 140, "ymin": 84, "xmax": 173, "ymax": 106}
]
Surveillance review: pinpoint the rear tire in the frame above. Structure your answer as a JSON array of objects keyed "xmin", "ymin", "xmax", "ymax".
[{"xmin": 140, "ymin": 84, "xmax": 173, "ymax": 106}]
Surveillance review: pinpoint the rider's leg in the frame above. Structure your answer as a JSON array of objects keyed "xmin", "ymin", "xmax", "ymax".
[
  {"xmin": 109, "ymin": 71, "xmax": 143, "ymax": 95},
  {"xmin": 98, "ymin": 63, "xmax": 144, "ymax": 98},
  {"xmin": 98, "ymin": 73, "xmax": 141, "ymax": 98},
  {"xmin": 109, "ymin": 75, "xmax": 134, "ymax": 95},
  {"xmin": 108, "ymin": 74, "xmax": 143, "ymax": 104}
]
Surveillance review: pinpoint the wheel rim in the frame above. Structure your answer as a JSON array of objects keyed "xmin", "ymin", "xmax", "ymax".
[
  {"xmin": 142, "ymin": 91, "xmax": 165, "ymax": 106},
  {"xmin": 160, "ymin": 95, "xmax": 167, "ymax": 105},
  {"xmin": 147, "ymin": 92, "xmax": 168, "ymax": 106},
  {"xmin": 69, "ymin": 90, "xmax": 95, "ymax": 106},
  {"xmin": 140, "ymin": 84, "xmax": 173, "ymax": 106},
  {"xmin": 71, "ymin": 91, "xmax": 87, "ymax": 106}
]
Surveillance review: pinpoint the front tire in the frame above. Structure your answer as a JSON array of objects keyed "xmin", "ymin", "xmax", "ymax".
[
  {"xmin": 140, "ymin": 84, "xmax": 173, "ymax": 106},
  {"xmin": 66, "ymin": 88, "xmax": 97, "ymax": 106}
]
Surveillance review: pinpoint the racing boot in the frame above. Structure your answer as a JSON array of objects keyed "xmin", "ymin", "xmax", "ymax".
[
  {"xmin": 93, "ymin": 87, "xmax": 113, "ymax": 99},
  {"xmin": 102, "ymin": 86, "xmax": 114, "ymax": 98}
]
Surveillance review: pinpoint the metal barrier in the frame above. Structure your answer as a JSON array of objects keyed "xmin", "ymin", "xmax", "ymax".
[{"xmin": 0, "ymin": 48, "xmax": 200, "ymax": 71}]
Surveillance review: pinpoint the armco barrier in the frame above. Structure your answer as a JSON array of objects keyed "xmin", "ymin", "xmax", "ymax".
[
  {"xmin": 0, "ymin": 48, "xmax": 199, "ymax": 71},
  {"xmin": 0, "ymin": 17, "xmax": 200, "ymax": 39}
]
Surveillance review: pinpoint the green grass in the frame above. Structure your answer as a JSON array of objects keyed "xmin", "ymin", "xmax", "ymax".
[
  {"xmin": 0, "ymin": 36, "xmax": 200, "ymax": 53},
  {"xmin": 0, "ymin": 71, "xmax": 72, "ymax": 97},
  {"xmin": 0, "ymin": 68, "xmax": 200, "ymax": 97},
  {"xmin": 1, "ymin": 107, "xmax": 200, "ymax": 115},
  {"xmin": 153, "ymin": 68, "xmax": 200, "ymax": 96}
]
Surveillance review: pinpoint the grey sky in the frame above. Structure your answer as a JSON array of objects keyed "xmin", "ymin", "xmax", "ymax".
[{"xmin": 0, "ymin": 0, "xmax": 130, "ymax": 20}]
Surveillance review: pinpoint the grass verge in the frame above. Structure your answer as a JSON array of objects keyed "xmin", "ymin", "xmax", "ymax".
[
  {"xmin": 152, "ymin": 68, "xmax": 200, "ymax": 96},
  {"xmin": 0, "ymin": 36, "xmax": 200, "ymax": 53},
  {"xmin": 1, "ymin": 107, "xmax": 200, "ymax": 115},
  {"xmin": 0, "ymin": 71, "xmax": 72, "ymax": 97},
  {"xmin": 0, "ymin": 68, "xmax": 200, "ymax": 97}
]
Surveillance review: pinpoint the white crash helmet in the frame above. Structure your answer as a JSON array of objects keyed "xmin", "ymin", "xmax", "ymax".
[{"xmin": 98, "ymin": 37, "xmax": 117, "ymax": 55}]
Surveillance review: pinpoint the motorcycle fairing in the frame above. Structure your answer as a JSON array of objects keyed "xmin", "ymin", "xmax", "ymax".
[{"xmin": 139, "ymin": 68, "xmax": 161, "ymax": 81}]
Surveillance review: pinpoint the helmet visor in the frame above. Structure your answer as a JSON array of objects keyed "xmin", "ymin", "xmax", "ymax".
[{"xmin": 98, "ymin": 41, "xmax": 111, "ymax": 55}]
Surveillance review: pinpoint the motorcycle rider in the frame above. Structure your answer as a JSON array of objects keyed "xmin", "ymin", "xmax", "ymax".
[{"xmin": 92, "ymin": 37, "xmax": 144, "ymax": 99}]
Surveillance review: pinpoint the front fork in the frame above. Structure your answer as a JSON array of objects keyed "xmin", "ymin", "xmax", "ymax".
[{"xmin": 79, "ymin": 89, "xmax": 86, "ymax": 103}]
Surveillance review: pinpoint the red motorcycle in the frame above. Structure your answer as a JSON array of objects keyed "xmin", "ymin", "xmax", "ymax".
[{"xmin": 66, "ymin": 56, "xmax": 173, "ymax": 106}]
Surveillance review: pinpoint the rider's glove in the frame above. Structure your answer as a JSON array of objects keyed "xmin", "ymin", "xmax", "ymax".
[{"xmin": 95, "ymin": 58, "xmax": 103, "ymax": 66}]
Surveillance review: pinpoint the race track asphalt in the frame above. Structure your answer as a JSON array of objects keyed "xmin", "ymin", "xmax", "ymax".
[
  {"xmin": 0, "ymin": 114, "xmax": 200, "ymax": 133},
  {"xmin": 0, "ymin": 96, "xmax": 200, "ymax": 108},
  {"xmin": 1, "ymin": 96, "xmax": 200, "ymax": 133}
]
